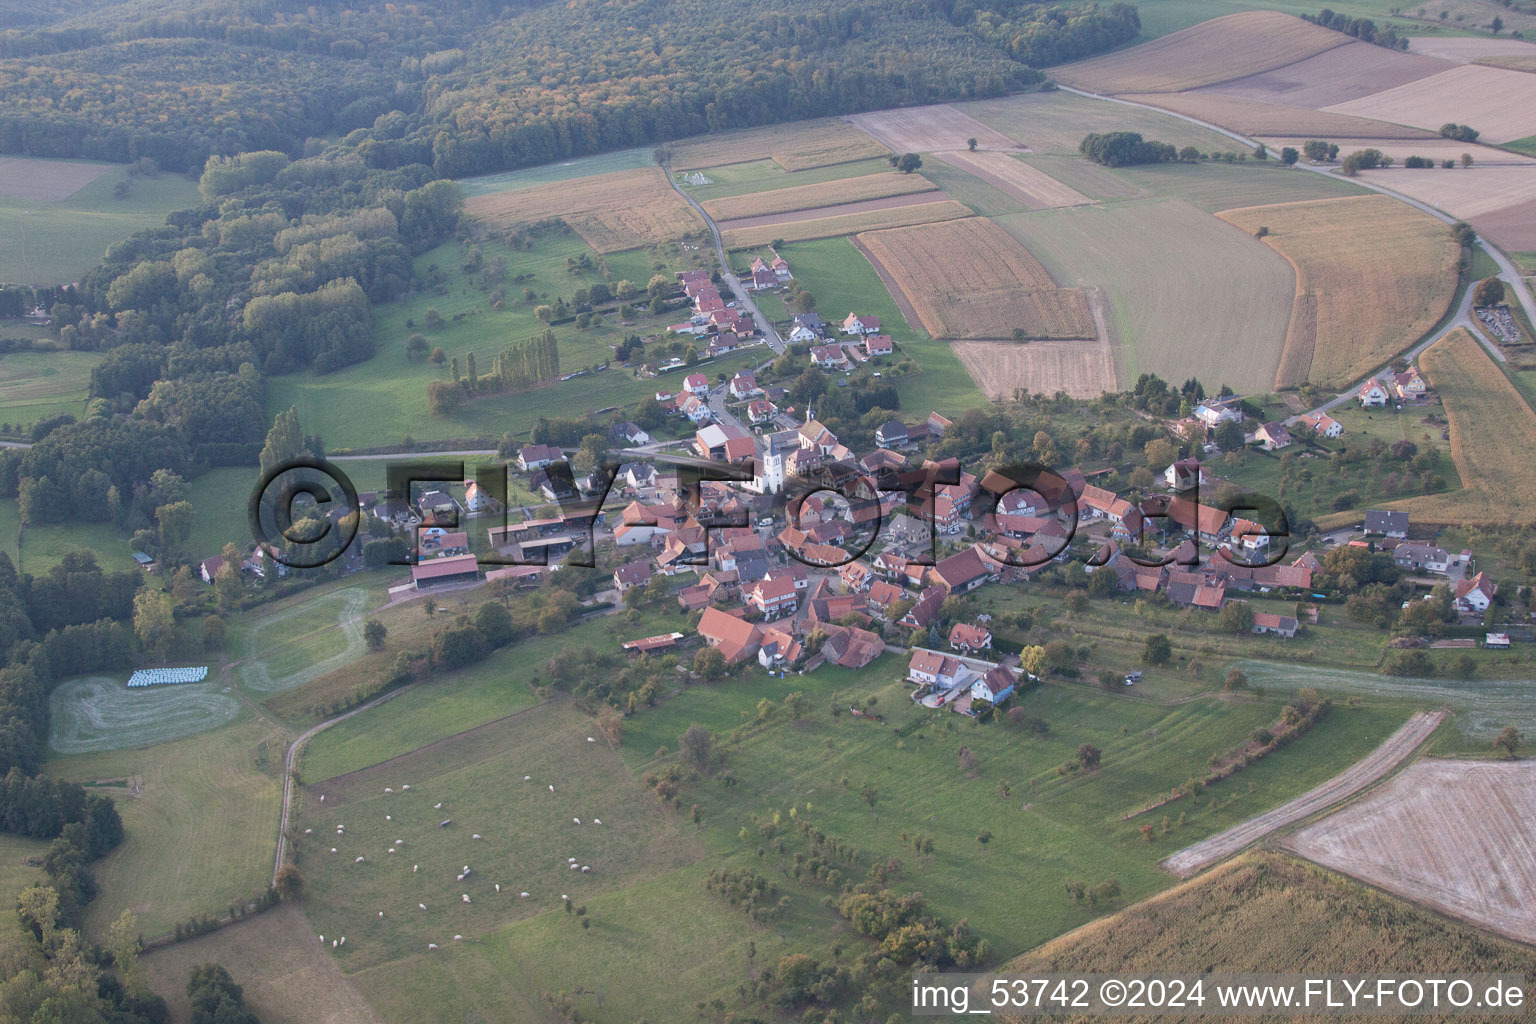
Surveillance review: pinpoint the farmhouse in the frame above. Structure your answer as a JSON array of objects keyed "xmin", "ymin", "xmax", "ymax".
[
  {"xmin": 842, "ymin": 313, "xmax": 881, "ymax": 335},
  {"xmin": 820, "ymin": 625, "xmax": 884, "ymax": 669},
  {"xmin": 695, "ymin": 423, "xmax": 755, "ymax": 462},
  {"xmin": 930, "ymin": 547, "xmax": 991, "ymax": 593},
  {"xmin": 1365, "ymin": 510, "xmax": 1410, "ymax": 538},
  {"xmin": 949, "ymin": 622, "xmax": 992, "ymax": 652},
  {"xmin": 970, "ymin": 665, "xmax": 1016, "ymax": 706},
  {"xmin": 748, "ymin": 577, "xmax": 801, "ymax": 617},
  {"xmin": 696, "ymin": 606, "xmax": 761, "ymax": 664},
  {"xmin": 612, "ymin": 560, "xmax": 652, "ymax": 593},
  {"xmin": 1080, "ymin": 484, "xmax": 1133, "ymax": 524},
  {"xmin": 1255, "ymin": 422, "xmax": 1293, "ymax": 451},
  {"xmin": 1358, "ymin": 380, "xmax": 1389, "ymax": 407},
  {"xmin": 410, "ymin": 553, "xmax": 481, "ymax": 590}
]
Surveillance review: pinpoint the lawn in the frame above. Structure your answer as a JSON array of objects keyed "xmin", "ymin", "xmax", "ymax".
[
  {"xmin": 185, "ymin": 466, "xmax": 261, "ymax": 562},
  {"xmin": 0, "ymin": 347, "xmax": 100, "ymax": 428},
  {"xmin": 267, "ymin": 231, "xmax": 765, "ymax": 449},
  {"xmin": 761, "ymin": 237, "xmax": 990, "ymax": 417},
  {"xmin": 0, "ymin": 160, "xmax": 199, "ymax": 285},
  {"xmin": 13, "ymin": 513, "xmax": 136, "ymax": 573},
  {"xmin": 45, "ymin": 717, "xmax": 284, "ymax": 939},
  {"xmin": 1000, "ymin": 197, "xmax": 1295, "ymax": 393}
]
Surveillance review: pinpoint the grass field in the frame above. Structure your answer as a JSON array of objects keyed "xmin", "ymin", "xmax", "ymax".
[
  {"xmin": 1217, "ymin": 195, "xmax": 1460, "ymax": 387},
  {"xmin": 855, "ymin": 217, "xmax": 1095, "ymax": 340},
  {"xmin": 667, "ymin": 117, "xmax": 889, "ymax": 171},
  {"xmin": 0, "ymin": 347, "xmax": 99, "ymax": 427},
  {"xmin": 1053, "ymin": 11, "xmax": 1349, "ymax": 94},
  {"xmin": 718, "ymin": 198, "xmax": 972, "ymax": 248},
  {"xmin": 700, "ymin": 170, "xmax": 938, "ymax": 220},
  {"xmin": 47, "ymin": 718, "xmax": 283, "ymax": 938},
  {"xmin": 48, "ymin": 676, "xmax": 246, "ymax": 755},
  {"xmin": 233, "ymin": 586, "xmax": 372, "ymax": 696},
  {"xmin": 297, "ymin": 700, "xmax": 703, "ymax": 973},
  {"xmin": 675, "ymin": 156, "xmax": 897, "ymax": 201},
  {"xmin": 0, "ymin": 834, "xmax": 48, "ymax": 966},
  {"xmin": 267, "ymin": 232, "xmax": 764, "ymax": 449},
  {"xmin": 1109, "ymin": 160, "xmax": 1366, "ymax": 214},
  {"xmin": 1377, "ymin": 327, "xmax": 1536, "ymax": 524},
  {"xmin": 456, "ymin": 148, "xmax": 655, "ymax": 197},
  {"xmin": 961, "ymin": 91, "xmax": 1236, "ymax": 158},
  {"xmin": 144, "ymin": 904, "xmax": 384, "ymax": 1024},
  {"xmin": 463, "ymin": 167, "xmax": 703, "ymax": 253},
  {"xmin": 1000, "ymin": 197, "xmax": 1294, "ymax": 392},
  {"xmin": 932, "ymin": 150, "xmax": 1092, "ymax": 209},
  {"xmin": 999, "ymin": 851, "xmax": 1536, "ymax": 1020},
  {"xmin": 0, "ymin": 158, "xmax": 199, "ymax": 285},
  {"xmin": 769, "ymin": 237, "xmax": 991, "ymax": 416}
]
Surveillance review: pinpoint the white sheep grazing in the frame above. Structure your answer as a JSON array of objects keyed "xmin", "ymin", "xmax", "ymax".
[
  {"xmin": 331, "ymin": 848, "xmax": 338, "ymax": 854},
  {"xmin": 462, "ymin": 894, "xmax": 471, "ymax": 903},
  {"xmin": 519, "ymin": 891, "xmax": 530, "ymax": 898},
  {"xmin": 332, "ymin": 940, "xmax": 337, "ymax": 948},
  {"xmin": 419, "ymin": 903, "xmax": 426, "ymax": 910},
  {"xmin": 548, "ymin": 785, "xmax": 554, "ymax": 792},
  {"xmin": 523, "ymin": 775, "xmax": 531, "ymax": 781},
  {"xmin": 434, "ymin": 802, "xmax": 442, "ymax": 809},
  {"xmin": 456, "ymin": 874, "xmax": 465, "ymax": 882},
  {"xmin": 413, "ymin": 864, "xmax": 419, "ymax": 873},
  {"xmin": 573, "ymin": 817, "xmax": 581, "ymax": 825},
  {"xmin": 395, "ymin": 839, "xmax": 404, "ymax": 845},
  {"xmin": 593, "ymin": 818, "xmax": 602, "ymax": 825},
  {"xmin": 494, "ymin": 884, "xmax": 501, "ymax": 893},
  {"xmin": 427, "ymin": 943, "xmax": 437, "ymax": 951},
  {"xmin": 384, "ymin": 787, "xmax": 393, "ymax": 793},
  {"xmin": 586, "ymin": 737, "xmax": 595, "ymax": 743},
  {"xmin": 304, "ymin": 828, "xmax": 312, "ymax": 834},
  {"xmin": 561, "ymin": 894, "xmax": 568, "ymax": 900},
  {"xmin": 568, "ymin": 863, "xmax": 578, "ymax": 870},
  {"xmin": 463, "ymin": 865, "xmax": 470, "ymax": 873},
  {"xmin": 387, "ymin": 849, "xmax": 395, "ymax": 855},
  {"xmin": 339, "ymin": 937, "xmax": 345, "ymax": 947},
  {"xmin": 453, "ymin": 935, "xmax": 463, "ymax": 942},
  {"xmin": 385, "ymin": 815, "xmax": 392, "ymax": 821},
  {"xmin": 319, "ymin": 935, "xmax": 325, "ymax": 943},
  {"xmin": 472, "ymin": 833, "xmax": 482, "ymax": 839},
  {"xmin": 378, "ymin": 911, "xmax": 384, "ymax": 919},
  {"xmin": 355, "ymin": 856, "xmax": 365, "ymax": 863},
  {"xmin": 402, "ymin": 785, "xmax": 411, "ymax": 791},
  {"xmin": 320, "ymin": 795, "xmax": 324, "ymax": 801},
  {"xmin": 581, "ymin": 866, "xmax": 590, "ymax": 873}
]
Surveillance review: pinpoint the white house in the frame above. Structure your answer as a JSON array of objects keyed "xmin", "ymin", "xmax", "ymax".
[
  {"xmin": 908, "ymin": 649, "xmax": 964, "ymax": 689},
  {"xmin": 1455, "ymin": 572, "xmax": 1495, "ymax": 614},
  {"xmin": 842, "ymin": 312, "xmax": 881, "ymax": 335},
  {"xmin": 683, "ymin": 373, "xmax": 709, "ymax": 396},
  {"xmin": 463, "ymin": 480, "xmax": 495, "ymax": 513},
  {"xmin": 1358, "ymin": 380, "xmax": 1389, "ymax": 407},
  {"xmin": 1193, "ymin": 401, "xmax": 1241, "ymax": 428}
]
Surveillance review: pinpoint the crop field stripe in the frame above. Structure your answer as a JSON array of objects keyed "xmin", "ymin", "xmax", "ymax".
[
  {"xmin": 463, "ymin": 167, "xmax": 704, "ymax": 252},
  {"xmin": 666, "ymin": 117, "xmax": 890, "ymax": 172},
  {"xmin": 931, "ymin": 150, "xmax": 1092, "ymax": 209},
  {"xmin": 718, "ymin": 198, "xmax": 972, "ymax": 248},
  {"xmin": 1323, "ymin": 63, "xmax": 1536, "ymax": 144},
  {"xmin": 713, "ymin": 190, "xmax": 947, "ymax": 230},
  {"xmin": 846, "ymin": 104, "xmax": 1021, "ymax": 154},
  {"xmin": 699, "ymin": 170, "xmax": 939, "ymax": 220}
]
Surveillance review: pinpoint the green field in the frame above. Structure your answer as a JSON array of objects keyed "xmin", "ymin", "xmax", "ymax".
[
  {"xmin": 0, "ymin": 159, "xmax": 199, "ymax": 285},
  {"xmin": 0, "ymin": 347, "xmax": 100, "ymax": 427},
  {"xmin": 1000, "ymin": 197, "xmax": 1295, "ymax": 392},
  {"xmin": 12, "ymin": 511, "xmax": 136, "ymax": 573},
  {"xmin": 233, "ymin": 586, "xmax": 374, "ymax": 695},
  {"xmin": 1129, "ymin": 0, "xmax": 1455, "ymax": 40},
  {"xmin": 46, "ymin": 717, "xmax": 283, "ymax": 938},
  {"xmin": 962, "ymin": 91, "xmax": 1236, "ymax": 158},
  {"xmin": 675, "ymin": 156, "xmax": 898, "ymax": 201},
  {"xmin": 1112, "ymin": 160, "xmax": 1367, "ymax": 213},
  {"xmin": 267, "ymin": 232, "xmax": 766, "ymax": 449},
  {"xmin": 456, "ymin": 147, "xmax": 655, "ymax": 197},
  {"xmin": 48, "ymin": 676, "xmax": 246, "ymax": 754},
  {"xmin": 756, "ymin": 237, "xmax": 990, "ymax": 417}
]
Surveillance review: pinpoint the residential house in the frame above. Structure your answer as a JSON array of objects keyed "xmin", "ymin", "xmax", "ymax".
[
  {"xmin": 1393, "ymin": 543, "xmax": 1450, "ymax": 574},
  {"xmin": 788, "ymin": 313, "xmax": 824, "ymax": 344},
  {"xmin": 820, "ymin": 625, "xmax": 884, "ymax": 669},
  {"xmin": 1165, "ymin": 496, "xmax": 1229, "ymax": 544},
  {"xmin": 706, "ymin": 333, "xmax": 741, "ymax": 358},
  {"xmin": 683, "ymin": 373, "xmax": 709, "ymax": 396},
  {"xmin": 1358, "ymin": 380, "xmax": 1390, "ymax": 407},
  {"xmin": 463, "ymin": 479, "xmax": 495, "ymax": 513},
  {"xmin": 612, "ymin": 560, "xmax": 652, "ymax": 593},
  {"xmin": 1296, "ymin": 412, "xmax": 1343, "ymax": 439},
  {"xmin": 749, "ymin": 266, "xmax": 778, "ymax": 291},
  {"xmin": 748, "ymin": 577, "xmax": 801, "ymax": 617},
  {"xmin": 1193, "ymin": 401, "xmax": 1241, "ymax": 428},
  {"xmin": 613, "ymin": 422, "xmax": 652, "ymax": 445},
  {"xmin": 1255, "ymin": 422, "xmax": 1293, "ymax": 451},
  {"xmin": 842, "ymin": 313, "xmax": 881, "ymax": 335},
  {"xmin": 1080, "ymin": 484, "xmax": 1133, "ymax": 524},
  {"xmin": 874, "ymin": 420, "xmax": 908, "ymax": 449},
  {"xmin": 839, "ymin": 560, "xmax": 873, "ymax": 592},
  {"xmin": 518, "ymin": 444, "xmax": 564, "ymax": 472},
  {"xmin": 864, "ymin": 334, "xmax": 893, "ymax": 358},
  {"xmin": 757, "ymin": 626, "xmax": 803, "ymax": 670},
  {"xmin": 866, "ymin": 580, "xmax": 905, "ymax": 618},
  {"xmin": 1251, "ymin": 612, "xmax": 1299, "ymax": 638},
  {"xmin": 696, "ymin": 606, "xmax": 762, "ymax": 664},
  {"xmin": 907, "ymin": 649, "xmax": 964, "ymax": 688},
  {"xmin": 949, "ymin": 622, "xmax": 992, "ymax": 652},
  {"xmin": 680, "ymin": 394, "xmax": 712, "ymax": 424},
  {"xmin": 1227, "ymin": 517, "xmax": 1270, "ymax": 556},
  {"xmin": 970, "ymin": 665, "xmax": 1017, "ymax": 706},
  {"xmin": 747, "ymin": 399, "xmax": 777, "ymax": 424},
  {"xmin": 810, "ymin": 343, "xmax": 850, "ymax": 369},
  {"xmin": 1393, "ymin": 367, "xmax": 1428, "ymax": 401},
  {"xmin": 729, "ymin": 371, "xmax": 762, "ymax": 399},
  {"xmin": 899, "ymin": 587, "xmax": 946, "ymax": 629},
  {"xmin": 1163, "ymin": 457, "xmax": 1208, "ymax": 491},
  {"xmin": 1454, "ymin": 572, "xmax": 1495, "ymax": 615},
  {"xmin": 198, "ymin": 556, "xmax": 224, "ymax": 584},
  {"xmin": 930, "ymin": 547, "xmax": 991, "ymax": 594},
  {"xmin": 1364, "ymin": 510, "xmax": 1409, "ymax": 538}
]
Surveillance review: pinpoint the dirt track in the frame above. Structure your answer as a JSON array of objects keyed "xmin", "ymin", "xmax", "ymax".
[{"xmin": 1161, "ymin": 709, "xmax": 1445, "ymax": 878}]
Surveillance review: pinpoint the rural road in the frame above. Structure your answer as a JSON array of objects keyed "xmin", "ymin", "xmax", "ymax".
[
  {"xmin": 1160, "ymin": 708, "xmax": 1446, "ymax": 878},
  {"xmin": 664, "ymin": 163, "xmax": 786, "ymax": 355}
]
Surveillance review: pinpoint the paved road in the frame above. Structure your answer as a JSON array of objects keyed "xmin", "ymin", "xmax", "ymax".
[
  {"xmin": 1160, "ymin": 709, "xmax": 1446, "ymax": 878},
  {"xmin": 664, "ymin": 164, "xmax": 786, "ymax": 355}
]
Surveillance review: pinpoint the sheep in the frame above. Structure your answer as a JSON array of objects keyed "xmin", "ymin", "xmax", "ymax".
[
  {"xmin": 453, "ymin": 935, "xmax": 463, "ymax": 942},
  {"xmin": 319, "ymin": 795, "xmax": 324, "ymax": 801},
  {"xmin": 462, "ymin": 894, "xmax": 471, "ymax": 903},
  {"xmin": 456, "ymin": 874, "xmax": 465, "ymax": 882},
  {"xmin": 319, "ymin": 935, "xmax": 325, "ymax": 943},
  {"xmin": 568, "ymin": 863, "xmax": 579, "ymax": 870},
  {"xmin": 463, "ymin": 866, "xmax": 470, "ymax": 874},
  {"xmin": 586, "ymin": 737, "xmax": 595, "ymax": 743},
  {"xmin": 384, "ymin": 787, "xmax": 393, "ymax": 793},
  {"xmin": 339, "ymin": 937, "xmax": 346, "ymax": 947},
  {"xmin": 439, "ymin": 819, "xmax": 452, "ymax": 828},
  {"xmin": 402, "ymin": 785, "xmax": 411, "ymax": 791},
  {"xmin": 419, "ymin": 904, "xmax": 427, "ymax": 910},
  {"xmin": 519, "ymin": 891, "xmax": 530, "ymax": 898},
  {"xmin": 523, "ymin": 775, "xmax": 532, "ymax": 781},
  {"xmin": 387, "ymin": 849, "xmax": 396, "ymax": 855},
  {"xmin": 548, "ymin": 785, "xmax": 554, "ymax": 792},
  {"xmin": 385, "ymin": 815, "xmax": 392, "ymax": 821},
  {"xmin": 561, "ymin": 894, "xmax": 568, "ymax": 900},
  {"xmin": 593, "ymin": 818, "xmax": 602, "ymax": 825},
  {"xmin": 355, "ymin": 856, "xmax": 365, "ymax": 863},
  {"xmin": 573, "ymin": 817, "xmax": 581, "ymax": 825},
  {"xmin": 331, "ymin": 848, "xmax": 338, "ymax": 854},
  {"xmin": 378, "ymin": 911, "xmax": 384, "ymax": 919},
  {"xmin": 332, "ymin": 940, "xmax": 337, "ymax": 948},
  {"xmin": 395, "ymin": 839, "xmax": 404, "ymax": 845},
  {"xmin": 427, "ymin": 943, "xmax": 438, "ymax": 951},
  {"xmin": 434, "ymin": 802, "xmax": 442, "ymax": 809},
  {"xmin": 413, "ymin": 864, "xmax": 419, "ymax": 873},
  {"xmin": 494, "ymin": 884, "xmax": 501, "ymax": 893},
  {"xmin": 472, "ymin": 833, "xmax": 482, "ymax": 840},
  {"xmin": 304, "ymin": 828, "xmax": 312, "ymax": 834},
  {"xmin": 581, "ymin": 866, "xmax": 590, "ymax": 873}
]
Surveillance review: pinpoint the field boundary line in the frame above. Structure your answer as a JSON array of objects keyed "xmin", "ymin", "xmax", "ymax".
[{"xmin": 1160, "ymin": 708, "xmax": 1446, "ymax": 878}]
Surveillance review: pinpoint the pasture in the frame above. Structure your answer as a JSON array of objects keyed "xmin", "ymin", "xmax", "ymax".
[
  {"xmin": 931, "ymin": 150, "xmax": 1091, "ymax": 209},
  {"xmin": 674, "ymin": 155, "xmax": 897, "ymax": 200},
  {"xmin": 0, "ymin": 158, "xmax": 199, "ymax": 285},
  {"xmin": 1123, "ymin": 90, "xmax": 1439, "ymax": 139},
  {"xmin": 699, "ymin": 170, "xmax": 939, "ymax": 220},
  {"xmin": 456, "ymin": 147, "xmax": 654, "ymax": 197},
  {"xmin": 46, "ymin": 718, "xmax": 283, "ymax": 938},
  {"xmin": 961, "ymin": 90, "xmax": 1235, "ymax": 157},
  {"xmin": 1217, "ymin": 195, "xmax": 1459, "ymax": 387},
  {"xmin": 1383, "ymin": 327, "xmax": 1536, "ymax": 524},
  {"xmin": 232, "ymin": 586, "xmax": 372, "ymax": 696},
  {"xmin": 1324, "ymin": 63, "xmax": 1536, "ymax": 143},
  {"xmin": 1000, "ymin": 197, "xmax": 1294, "ymax": 393},
  {"xmin": 0, "ymin": 834, "xmax": 47, "ymax": 966},
  {"xmin": 463, "ymin": 167, "xmax": 703, "ymax": 252},
  {"xmin": 718, "ymin": 197, "xmax": 972, "ymax": 248},
  {"xmin": 1051, "ymin": 11, "xmax": 1348, "ymax": 94},
  {"xmin": 296, "ymin": 700, "xmax": 703, "ymax": 973},
  {"xmin": 144, "ymin": 904, "xmax": 384, "ymax": 1024},
  {"xmin": 1195, "ymin": 41, "xmax": 1452, "ymax": 109},
  {"xmin": 998, "ymin": 851, "xmax": 1536, "ymax": 1019},
  {"xmin": 1285, "ymin": 760, "xmax": 1536, "ymax": 944},
  {"xmin": 848, "ymin": 104, "xmax": 1021, "ymax": 153},
  {"xmin": 48, "ymin": 676, "xmax": 245, "ymax": 754},
  {"xmin": 0, "ymin": 347, "xmax": 99, "ymax": 427},
  {"xmin": 854, "ymin": 217, "xmax": 1095, "ymax": 340},
  {"xmin": 666, "ymin": 117, "xmax": 889, "ymax": 171}
]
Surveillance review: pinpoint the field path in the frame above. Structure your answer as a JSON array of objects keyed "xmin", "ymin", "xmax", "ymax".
[{"xmin": 1160, "ymin": 709, "xmax": 1445, "ymax": 878}]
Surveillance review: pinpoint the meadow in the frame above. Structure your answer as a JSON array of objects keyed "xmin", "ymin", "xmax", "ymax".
[
  {"xmin": 1217, "ymin": 195, "xmax": 1460, "ymax": 387},
  {"xmin": 0, "ymin": 157, "xmax": 199, "ymax": 284},
  {"xmin": 675, "ymin": 156, "xmax": 897, "ymax": 201},
  {"xmin": 0, "ymin": 347, "xmax": 100, "ymax": 428},
  {"xmin": 1110, "ymin": 159, "xmax": 1366, "ymax": 213},
  {"xmin": 232, "ymin": 586, "xmax": 373, "ymax": 697},
  {"xmin": 46, "ymin": 717, "xmax": 283, "ymax": 938},
  {"xmin": 699, "ymin": 170, "xmax": 938, "ymax": 220},
  {"xmin": 665, "ymin": 117, "xmax": 890, "ymax": 171},
  {"xmin": 960, "ymin": 91, "xmax": 1236, "ymax": 158},
  {"xmin": 456, "ymin": 147, "xmax": 655, "ymax": 197},
  {"xmin": 48, "ymin": 676, "xmax": 246, "ymax": 755},
  {"xmin": 1000, "ymin": 197, "xmax": 1294, "ymax": 392}
]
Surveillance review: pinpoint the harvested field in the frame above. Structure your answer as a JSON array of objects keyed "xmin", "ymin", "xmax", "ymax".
[
  {"xmin": 699, "ymin": 171, "xmax": 937, "ymax": 220},
  {"xmin": 1410, "ymin": 36, "xmax": 1536, "ymax": 62},
  {"xmin": 1001, "ymin": 198, "xmax": 1294, "ymax": 392},
  {"xmin": 0, "ymin": 156, "xmax": 114, "ymax": 201},
  {"xmin": 999, "ymin": 851, "xmax": 1536, "ymax": 1022},
  {"xmin": 1477, "ymin": 54, "xmax": 1536, "ymax": 74},
  {"xmin": 1472, "ymin": 198, "xmax": 1536, "ymax": 252},
  {"xmin": 1383, "ymin": 328, "xmax": 1536, "ymax": 525},
  {"xmin": 719, "ymin": 198, "xmax": 970, "ymax": 249},
  {"xmin": 144, "ymin": 905, "xmax": 383, "ymax": 1024},
  {"xmin": 1404, "ymin": 0, "xmax": 1536, "ymax": 37},
  {"xmin": 1162, "ymin": 710, "xmax": 1444, "ymax": 879},
  {"xmin": 1325, "ymin": 64, "xmax": 1536, "ymax": 144},
  {"xmin": 1266, "ymin": 137, "xmax": 1526, "ymax": 167},
  {"xmin": 1196, "ymin": 41, "xmax": 1453, "ymax": 109},
  {"xmin": 952, "ymin": 336, "xmax": 1115, "ymax": 400},
  {"xmin": 1121, "ymin": 92, "xmax": 1437, "ymax": 139},
  {"xmin": 714, "ymin": 191, "xmax": 946, "ymax": 231},
  {"xmin": 464, "ymin": 167, "xmax": 702, "ymax": 252},
  {"xmin": 1052, "ymin": 11, "xmax": 1348, "ymax": 94},
  {"xmin": 1216, "ymin": 196, "xmax": 1460, "ymax": 387},
  {"xmin": 854, "ymin": 217, "xmax": 1094, "ymax": 340},
  {"xmin": 848, "ymin": 103, "xmax": 1020, "ymax": 154},
  {"xmin": 1352, "ymin": 162, "xmax": 1536, "ymax": 252},
  {"xmin": 1286, "ymin": 759, "xmax": 1536, "ymax": 944},
  {"xmin": 666, "ymin": 117, "xmax": 888, "ymax": 171},
  {"xmin": 932, "ymin": 150, "xmax": 1090, "ymax": 209}
]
